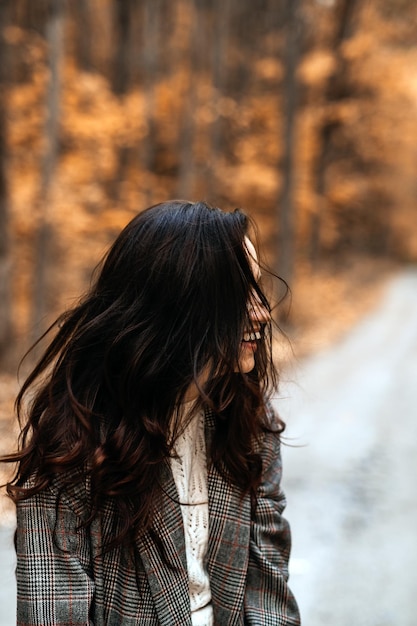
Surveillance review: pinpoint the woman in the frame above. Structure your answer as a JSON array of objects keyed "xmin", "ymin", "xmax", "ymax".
[{"xmin": 3, "ymin": 200, "xmax": 300, "ymax": 625}]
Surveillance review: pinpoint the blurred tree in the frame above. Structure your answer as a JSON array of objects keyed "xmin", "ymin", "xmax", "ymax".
[
  {"xmin": 112, "ymin": 0, "xmax": 133, "ymax": 96},
  {"xmin": 109, "ymin": 0, "xmax": 134, "ymax": 201},
  {"xmin": 0, "ymin": 0, "xmax": 12, "ymax": 365},
  {"xmin": 310, "ymin": 0, "xmax": 360, "ymax": 266},
  {"xmin": 177, "ymin": 0, "xmax": 205, "ymax": 198},
  {"xmin": 277, "ymin": 0, "xmax": 303, "ymax": 286},
  {"xmin": 206, "ymin": 0, "xmax": 233, "ymax": 193},
  {"xmin": 72, "ymin": 0, "xmax": 93, "ymax": 72},
  {"xmin": 31, "ymin": 0, "xmax": 64, "ymax": 345},
  {"xmin": 14, "ymin": 0, "xmax": 49, "ymax": 34},
  {"xmin": 141, "ymin": 0, "xmax": 161, "ymax": 203}
]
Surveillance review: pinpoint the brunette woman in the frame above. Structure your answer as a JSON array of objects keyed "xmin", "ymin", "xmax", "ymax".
[{"xmin": 3, "ymin": 200, "xmax": 300, "ymax": 625}]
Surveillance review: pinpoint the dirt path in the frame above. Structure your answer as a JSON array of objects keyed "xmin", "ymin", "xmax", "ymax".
[{"xmin": 278, "ymin": 268, "xmax": 417, "ymax": 626}]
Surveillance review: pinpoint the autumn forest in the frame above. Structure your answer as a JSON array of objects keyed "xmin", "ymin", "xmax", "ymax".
[{"xmin": 1, "ymin": 0, "xmax": 417, "ymax": 369}]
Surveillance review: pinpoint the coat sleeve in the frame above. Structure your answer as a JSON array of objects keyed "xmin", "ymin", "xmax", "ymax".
[
  {"xmin": 16, "ymin": 484, "xmax": 95, "ymax": 626},
  {"xmin": 244, "ymin": 414, "xmax": 301, "ymax": 625}
]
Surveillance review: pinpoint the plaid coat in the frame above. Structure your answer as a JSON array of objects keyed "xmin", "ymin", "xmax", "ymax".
[{"xmin": 16, "ymin": 408, "xmax": 300, "ymax": 626}]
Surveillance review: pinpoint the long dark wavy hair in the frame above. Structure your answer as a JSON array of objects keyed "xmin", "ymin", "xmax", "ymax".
[{"xmin": 3, "ymin": 200, "xmax": 284, "ymax": 549}]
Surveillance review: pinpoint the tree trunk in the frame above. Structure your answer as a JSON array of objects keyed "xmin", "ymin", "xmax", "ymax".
[
  {"xmin": 0, "ymin": 0, "xmax": 12, "ymax": 365},
  {"xmin": 276, "ymin": 0, "xmax": 302, "ymax": 287},
  {"xmin": 310, "ymin": 0, "xmax": 360, "ymax": 268},
  {"xmin": 109, "ymin": 0, "xmax": 134, "ymax": 203},
  {"xmin": 141, "ymin": 0, "xmax": 161, "ymax": 205},
  {"xmin": 112, "ymin": 0, "xmax": 132, "ymax": 96},
  {"xmin": 31, "ymin": 0, "xmax": 64, "ymax": 346},
  {"xmin": 72, "ymin": 0, "xmax": 93, "ymax": 72},
  {"xmin": 14, "ymin": 0, "xmax": 49, "ymax": 34},
  {"xmin": 177, "ymin": 0, "xmax": 205, "ymax": 199},
  {"xmin": 206, "ymin": 0, "xmax": 233, "ymax": 197}
]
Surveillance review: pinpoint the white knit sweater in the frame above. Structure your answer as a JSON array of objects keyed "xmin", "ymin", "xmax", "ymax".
[{"xmin": 169, "ymin": 408, "xmax": 213, "ymax": 626}]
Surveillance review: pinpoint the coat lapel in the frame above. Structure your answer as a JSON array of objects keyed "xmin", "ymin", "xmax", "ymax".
[
  {"xmin": 205, "ymin": 409, "xmax": 251, "ymax": 626},
  {"xmin": 135, "ymin": 461, "xmax": 192, "ymax": 626},
  {"xmin": 135, "ymin": 410, "xmax": 251, "ymax": 626}
]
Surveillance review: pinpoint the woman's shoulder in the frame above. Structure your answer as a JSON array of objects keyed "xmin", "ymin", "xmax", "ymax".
[{"xmin": 18, "ymin": 467, "xmax": 92, "ymax": 521}]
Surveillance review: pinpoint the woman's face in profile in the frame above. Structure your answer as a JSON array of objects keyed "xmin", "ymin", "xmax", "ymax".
[
  {"xmin": 185, "ymin": 237, "xmax": 270, "ymax": 401},
  {"xmin": 237, "ymin": 237, "xmax": 270, "ymax": 374}
]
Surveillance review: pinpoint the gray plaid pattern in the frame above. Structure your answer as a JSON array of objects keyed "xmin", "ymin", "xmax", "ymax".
[{"xmin": 16, "ymin": 406, "xmax": 300, "ymax": 625}]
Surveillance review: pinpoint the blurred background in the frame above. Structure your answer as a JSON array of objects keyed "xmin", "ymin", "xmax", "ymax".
[{"xmin": 0, "ymin": 0, "xmax": 417, "ymax": 624}]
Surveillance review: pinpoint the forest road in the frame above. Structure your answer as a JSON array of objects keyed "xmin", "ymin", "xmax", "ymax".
[
  {"xmin": 1, "ymin": 269, "xmax": 417, "ymax": 626},
  {"xmin": 277, "ymin": 268, "xmax": 417, "ymax": 626}
]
